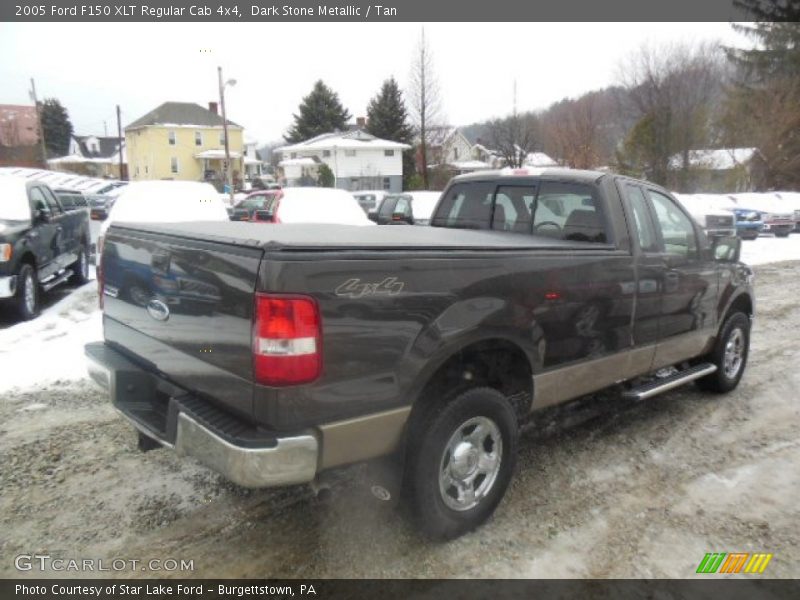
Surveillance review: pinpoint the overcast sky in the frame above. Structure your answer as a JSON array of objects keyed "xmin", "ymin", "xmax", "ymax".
[{"xmin": 0, "ymin": 22, "xmax": 747, "ymax": 144}]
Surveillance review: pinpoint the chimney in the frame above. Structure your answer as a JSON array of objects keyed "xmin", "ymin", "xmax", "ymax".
[
  {"xmin": 356, "ymin": 116, "xmax": 367, "ymax": 128},
  {"xmin": 208, "ymin": 101, "xmax": 218, "ymax": 115}
]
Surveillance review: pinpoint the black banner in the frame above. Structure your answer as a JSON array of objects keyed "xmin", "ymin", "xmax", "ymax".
[
  {"xmin": 3, "ymin": 580, "xmax": 800, "ymax": 600},
  {"xmin": 3, "ymin": 0, "xmax": 754, "ymax": 23}
]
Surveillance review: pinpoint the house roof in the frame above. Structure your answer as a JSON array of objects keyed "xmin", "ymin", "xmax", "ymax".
[
  {"xmin": 523, "ymin": 151, "xmax": 559, "ymax": 167},
  {"xmin": 125, "ymin": 102, "xmax": 242, "ymax": 131},
  {"xmin": 0, "ymin": 104, "xmax": 39, "ymax": 147},
  {"xmin": 278, "ymin": 129, "xmax": 410, "ymax": 153},
  {"xmin": 73, "ymin": 135, "xmax": 123, "ymax": 159},
  {"xmin": 668, "ymin": 147, "xmax": 758, "ymax": 171}
]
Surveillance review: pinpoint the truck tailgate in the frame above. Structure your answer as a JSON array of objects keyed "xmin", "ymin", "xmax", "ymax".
[{"xmin": 101, "ymin": 224, "xmax": 263, "ymax": 420}]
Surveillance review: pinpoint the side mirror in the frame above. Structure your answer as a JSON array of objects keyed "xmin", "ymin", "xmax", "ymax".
[
  {"xmin": 35, "ymin": 208, "xmax": 50, "ymax": 223},
  {"xmin": 712, "ymin": 235, "xmax": 741, "ymax": 263}
]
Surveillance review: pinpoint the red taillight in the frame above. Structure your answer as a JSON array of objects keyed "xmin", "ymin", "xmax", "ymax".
[{"xmin": 253, "ymin": 294, "xmax": 322, "ymax": 386}]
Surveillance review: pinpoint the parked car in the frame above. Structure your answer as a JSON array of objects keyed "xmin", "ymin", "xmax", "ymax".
[
  {"xmin": 55, "ymin": 190, "xmax": 90, "ymax": 210},
  {"xmin": 728, "ymin": 193, "xmax": 794, "ymax": 237},
  {"xmin": 370, "ymin": 191, "xmax": 442, "ymax": 225},
  {"xmin": 673, "ymin": 194, "xmax": 737, "ymax": 238},
  {"xmin": 233, "ymin": 187, "xmax": 373, "ymax": 226},
  {"xmin": 89, "ymin": 195, "xmax": 114, "ymax": 220},
  {"xmin": 351, "ymin": 190, "xmax": 388, "ymax": 215},
  {"xmin": 87, "ymin": 167, "xmax": 753, "ymax": 540},
  {"xmin": 774, "ymin": 191, "xmax": 800, "ymax": 233},
  {"xmin": 0, "ymin": 176, "xmax": 91, "ymax": 319}
]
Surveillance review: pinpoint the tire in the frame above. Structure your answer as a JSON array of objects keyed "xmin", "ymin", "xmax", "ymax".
[
  {"xmin": 69, "ymin": 243, "xmax": 90, "ymax": 285},
  {"xmin": 696, "ymin": 312, "xmax": 750, "ymax": 393},
  {"xmin": 14, "ymin": 263, "xmax": 40, "ymax": 321},
  {"xmin": 775, "ymin": 231, "xmax": 790, "ymax": 238},
  {"xmin": 405, "ymin": 387, "xmax": 518, "ymax": 540}
]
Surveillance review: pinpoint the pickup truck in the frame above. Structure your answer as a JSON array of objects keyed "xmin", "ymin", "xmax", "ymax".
[
  {"xmin": 85, "ymin": 168, "xmax": 754, "ymax": 540},
  {"xmin": 1, "ymin": 176, "xmax": 91, "ymax": 320}
]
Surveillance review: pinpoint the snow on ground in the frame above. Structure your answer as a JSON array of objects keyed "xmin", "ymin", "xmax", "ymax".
[
  {"xmin": 0, "ymin": 269, "xmax": 102, "ymax": 393},
  {"xmin": 741, "ymin": 233, "xmax": 800, "ymax": 265}
]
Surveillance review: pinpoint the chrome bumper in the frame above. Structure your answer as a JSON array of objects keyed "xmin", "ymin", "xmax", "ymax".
[
  {"xmin": 0, "ymin": 275, "xmax": 16, "ymax": 298},
  {"xmin": 85, "ymin": 342, "xmax": 319, "ymax": 488}
]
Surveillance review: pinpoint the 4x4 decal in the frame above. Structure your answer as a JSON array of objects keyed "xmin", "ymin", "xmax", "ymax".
[{"xmin": 335, "ymin": 277, "xmax": 405, "ymax": 299}]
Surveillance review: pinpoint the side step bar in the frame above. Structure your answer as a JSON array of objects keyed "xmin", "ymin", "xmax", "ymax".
[
  {"xmin": 623, "ymin": 363, "xmax": 717, "ymax": 401},
  {"xmin": 41, "ymin": 269, "xmax": 73, "ymax": 292}
]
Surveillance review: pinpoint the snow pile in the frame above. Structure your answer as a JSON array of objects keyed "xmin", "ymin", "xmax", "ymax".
[
  {"xmin": 741, "ymin": 234, "xmax": 800, "ymax": 266},
  {"xmin": 0, "ymin": 275, "xmax": 102, "ymax": 393}
]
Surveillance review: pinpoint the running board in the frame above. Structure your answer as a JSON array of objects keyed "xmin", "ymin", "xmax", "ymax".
[
  {"xmin": 623, "ymin": 363, "xmax": 717, "ymax": 401},
  {"xmin": 41, "ymin": 269, "xmax": 73, "ymax": 292}
]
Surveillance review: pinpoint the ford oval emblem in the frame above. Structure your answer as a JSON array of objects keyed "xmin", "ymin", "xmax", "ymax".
[{"xmin": 146, "ymin": 299, "xmax": 170, "ymax": 322}]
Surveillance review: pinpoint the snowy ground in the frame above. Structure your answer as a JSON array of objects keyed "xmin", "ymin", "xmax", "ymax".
[{"xmin": 1, "ymin": 240, "xmax": 799, "ymax": 579}]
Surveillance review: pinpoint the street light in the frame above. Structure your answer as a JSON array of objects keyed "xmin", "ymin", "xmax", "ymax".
[{"xmin": 218, "ymin": 66, "xmax": 237, "ymax": 206}]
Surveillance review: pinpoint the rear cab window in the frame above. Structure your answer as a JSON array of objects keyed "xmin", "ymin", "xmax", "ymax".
[{"xmin": 432, "ymin": 178, "xmax": 612, "ymax": 244}]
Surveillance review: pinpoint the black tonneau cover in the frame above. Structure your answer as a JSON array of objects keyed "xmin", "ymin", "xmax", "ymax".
[{"xmin": 109, "ymin": 222, "xmax": 616, "ymax": 252}]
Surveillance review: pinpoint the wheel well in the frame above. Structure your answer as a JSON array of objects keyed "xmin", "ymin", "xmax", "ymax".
[
  {"xmin": 727, "ymin": 294, "xmax": 753, "ymax": 320},
  {"xmin": 412, "ymin": 339, "xmax": 533, "ymax": 423},
  {"xmin": 18, "ymin": 252, "xmax": 36, "ymax": 269}
]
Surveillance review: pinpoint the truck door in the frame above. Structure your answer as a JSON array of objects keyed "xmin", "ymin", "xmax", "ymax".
[
  {"xmin": 41, "ymin": 185, "xmax": 74, "ymax": 269},
  {"xmin": 643, "ymin": 187, "xmax": 718, "ymax": 367},
  {"xmin": 27, "ymin": 186, "xmax": 60, "ymax": 280}
]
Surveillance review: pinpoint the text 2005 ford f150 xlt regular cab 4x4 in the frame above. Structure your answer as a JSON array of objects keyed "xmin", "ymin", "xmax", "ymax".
[{"xmin": 85, "ymin": 168, "xmax": 754, "ymax": 539}]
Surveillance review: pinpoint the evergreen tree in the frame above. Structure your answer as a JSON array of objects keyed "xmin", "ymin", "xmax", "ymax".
[
  {"xmin": 366, "ymin": 77, "xmax": 416, "ymax": 187},
  {"xmin": 285, "ymin": 81, "xmax": 351, "ymax": 143},
  {"xmin": 317, "ymin": 163, "xmax": 334, "ymax": 187},
  {"xmin": 39, "ymin": 98, "xmax": 73, "ymax": 158},
  {"xmin": 728, "ymin": 5, "xmax": 800, "ymax": 82}
]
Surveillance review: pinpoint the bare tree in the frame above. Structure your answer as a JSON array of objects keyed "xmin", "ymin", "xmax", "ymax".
[
  {"xmin": 542, "ymin": 93, "xmax": 605, "ymax": 169},
  {"xmin": 485, "ymin": 112, "xmax": 540, "ymax": 168},
  {"xmin": 617, "ymin": 41, "xmax": 725, "ymax": 189},
  {"xmin": 408, "ymin": 28, "xmax": 442, "ymax": 189}
]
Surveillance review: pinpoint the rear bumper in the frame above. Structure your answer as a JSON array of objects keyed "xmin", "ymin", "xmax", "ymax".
[
  {"xmin": 85, "ymin": 341, "xmax": 319, "ymax": 488},
  {"xmin": 0, "ymin": 275, "xmax": 16, "ymax": 298}
]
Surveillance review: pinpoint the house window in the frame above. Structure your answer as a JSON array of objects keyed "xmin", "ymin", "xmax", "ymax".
[
  {"xmin": 291, "ymin": 153, "xmax": 297, "ymax": 159},
  {"xmin": 454, "ymin": 147, "xmax": 459, "ymax": 160},
  {"xmin": 345, "ymin": 149, "xmax": 356, "ymax": 157},
  {"xmin": 168, "ymin": 131, "xmax": 176, "ymax": 146},
  {"xmin": 170, "ymin": 157, "xmax": 179, "ymax": 174},
  {"xmin": 383, "ymin": 177, "xmax": 391, "ymax": 190},
  {"xmin": 219, "ymin": 132, "xmax": 225, "ymax": 146},
  {"xmin": 384, "ymin": 149, "xmax": 395, "ymax": 157},
  {"xmin": 195, "ymin": 131, "xmax": 203, "ymax": 146},
  {"xmin": 135, "ymin": 166, "xmax": 139, "ymax": 176},
  {"xmin": 145, "ymin": 165, "xmax": 148, "ymax": 175},
  {"xmin": 322, "ymin": 150, "xmax": 331, "ymax": 157}
]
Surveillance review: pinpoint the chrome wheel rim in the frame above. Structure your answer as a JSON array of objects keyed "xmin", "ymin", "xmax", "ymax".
[
  {"xmin": 439, "ymin": 416, "xmax": 503, "ymax": 512},
  {"xmin": 723, "ymin": 328, "xmax": 745, "ymax": 379},
  {"xmin": 24, "ymin": 273, "xmax": 35, "ymax": 314}
]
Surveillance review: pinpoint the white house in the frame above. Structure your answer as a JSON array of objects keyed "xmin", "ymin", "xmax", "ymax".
[{"xmin": 277, "ymin": 130, "xmax": 410, "ymax": 192}]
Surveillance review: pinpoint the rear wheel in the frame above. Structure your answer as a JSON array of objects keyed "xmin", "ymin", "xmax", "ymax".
[
  {"xmin": 14, "ymin": 263, "xmax": 40, "ymax": 321},
  {"xmin": 696, "ymin": 311, "xmax": 750, "ymax": 393},
  {"xmin": 405, "ymin": 387, "xmax": 518, "ymax": 540}
]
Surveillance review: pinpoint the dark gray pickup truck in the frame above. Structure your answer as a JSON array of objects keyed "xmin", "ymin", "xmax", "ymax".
[
  {"xmin": 1, "ymin": 176, "xmax": 91, "ymax": 320},
  {"xmin": 85, "ymin": 168, "xmax": 754, "ymax": 539}
]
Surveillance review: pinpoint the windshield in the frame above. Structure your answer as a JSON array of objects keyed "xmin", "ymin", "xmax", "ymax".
[{"xmin": 0, "ymin": 178, "xmax": 32, "ymax": 221}]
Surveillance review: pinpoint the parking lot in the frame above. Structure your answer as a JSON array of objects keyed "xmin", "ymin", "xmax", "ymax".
[{"xmin": 1, "ymin": 254, "xmax": 798, "ymax": 578}]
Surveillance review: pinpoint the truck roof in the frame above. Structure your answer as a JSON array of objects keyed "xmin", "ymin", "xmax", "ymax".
[
  {"xmin": 109, "ymin": 221, "xmax": 614, "ymax": 252},
  {"xmin": 450, "ymin": 167, "xmax": 607, "ymax": 184}
]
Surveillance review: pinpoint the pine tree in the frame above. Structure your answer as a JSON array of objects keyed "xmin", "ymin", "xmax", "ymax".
[
  {"xmin": 366, "ymin": 77, "xmax": 416, "ymax": 186},
  {"xmin": 284, "ymin": 81, "xmax": 351, "ymax": 143},
  {"xmin": 39, "ymin": 98, "xmax": 73, "ymax": 158},
  {"xmin": 728, "ymin": 5, "xmax": 800, "ymax": 82}
]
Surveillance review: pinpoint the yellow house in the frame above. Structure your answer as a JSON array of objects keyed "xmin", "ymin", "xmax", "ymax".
[{"xmin": 125, "ymin": 101, "xmax": 244, "ymax": 186}]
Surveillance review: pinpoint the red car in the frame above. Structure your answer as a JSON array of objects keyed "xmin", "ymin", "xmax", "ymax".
[{"xmin": 230, "ymin": 188, "xmax": 373, "ymax": 226}]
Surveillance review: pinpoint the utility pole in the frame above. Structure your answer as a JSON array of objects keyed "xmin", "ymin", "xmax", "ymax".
[
  {"xmin": 218, "ymin": 66, "xmax": 235, "ymax": 206},
  {"xmin": 30, "ymin": 78, "xmax": 47, "ymax": 167},
  {"xmin": 116, "ymin": 105, "xmax": 125, "ymax": 180}
]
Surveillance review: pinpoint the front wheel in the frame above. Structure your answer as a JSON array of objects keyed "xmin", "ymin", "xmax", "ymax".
[
  {"xmin": 696, "ymin": 311, "xmax": 750, "ymax": 393},
  {"xmin": 14, "ymin": 263, "xmax": 40, "ymax": 321},
  {"xmin": 69, "ymin": 243, "xmax": 90, "ymax": 285},
  {"xmin": 405, "ymin": 387, "xmax": 518, "ymax": 540}
]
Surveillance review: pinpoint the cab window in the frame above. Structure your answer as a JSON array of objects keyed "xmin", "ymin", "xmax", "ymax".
[
  {"xmin": 647, "ymin": 189, "xmax": 698, "ymax": 258},
  {"xmin": 492, "ymin": 186, "xmax": 535, "ymax": 233},
  {"xmin": 29, "ymin": 187, "xmax": 50, "ymax": 216},
  {"xmin": 624, "ymin": 184, "xmax": 659, "ymax": 252},
  {"xmin": 432, "ymin": 182, "xmax": 495, "ymax": 230},
  {"xmin": 534, "ymin": 182, "xmax": 609, "ymax": 243}
]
